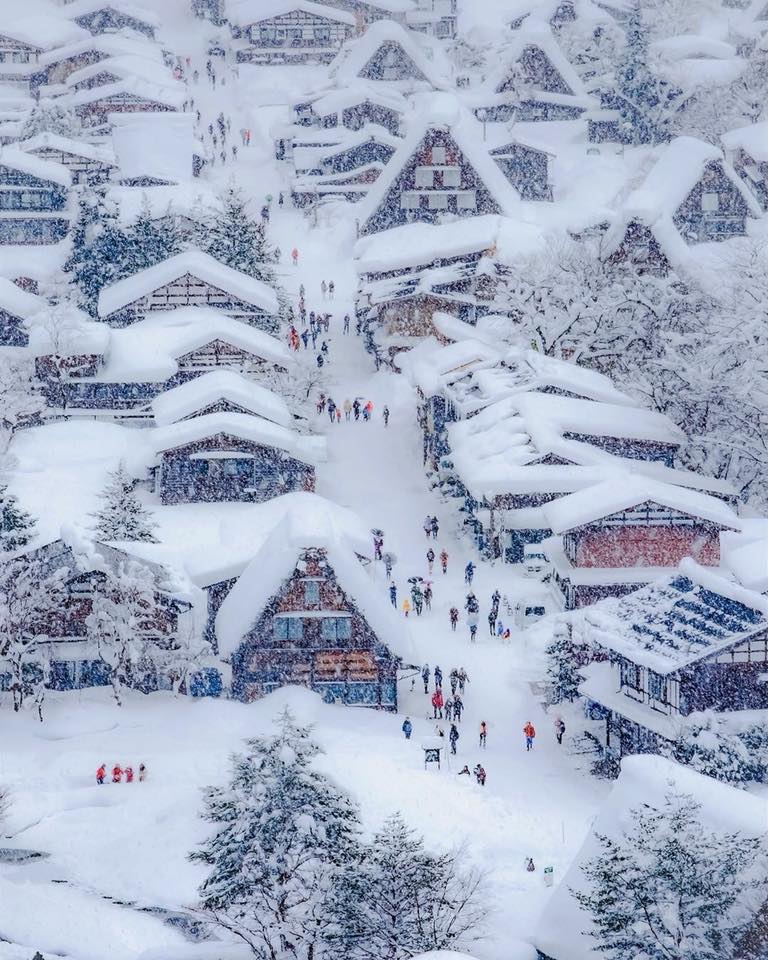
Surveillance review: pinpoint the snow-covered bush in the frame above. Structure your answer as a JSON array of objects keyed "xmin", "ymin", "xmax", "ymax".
[
  {"xmin": 91, "ymin": 463, "xmax": 158, "ymax": 543},
  {"xmin": 546, "ymin": 622, "xmax": 590, "ymax": 704},
  {"xmin": 669, "ymin": 715, "xmax": 768, "ymax": 787}
]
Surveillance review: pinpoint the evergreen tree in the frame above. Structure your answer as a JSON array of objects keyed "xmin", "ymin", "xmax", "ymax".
[
  {"xmin": 125, "ymin": 199, "xmax": 185, "ymax": 275},
  {"xmin": 573, "ymin": 791, "xmax": 768, "ymax": 960},
  {"xmin": 0, "ymin": 483, "xmax": 36, "ymax": 553},
  {"xmin": 64, "ymin": 187, "xmax": 134, "ymax": 316},
  {"xmin": 191, "ymin": 710, "xmax": 362, "ymax": 959},
  {"xmin": 670, "ymin": 716, "xmax": 768, "ymax": 787},
  {"xmin": 201, "ymin": 186, "xmax": 276, "ymax": 284},
  {"xmin": 546, "ymin": 623, "xmax": 588, "ymax": 704},
  {"xmin": 91, "ymin": 463, "xmax": 158, "ymax": 543},
  {"xmin": 326, "ymin": 813, "xmax": 486, "ymax": 960},
  {"xmin": 608, "ymin": 2, "xmax": 684, "ymax": 144},
  {"xmin": 18, "ymin": 100, "xmax": 81, "ymax": 140}
]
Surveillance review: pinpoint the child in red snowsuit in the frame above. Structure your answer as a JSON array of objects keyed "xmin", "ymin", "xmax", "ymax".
[
  {"xmin": 112, "ymin": 765, "xmax": 122, "ymax": 783},
  {"xmin": 96, "ymin": 765, "xmax": 106, "ymax": 785}
]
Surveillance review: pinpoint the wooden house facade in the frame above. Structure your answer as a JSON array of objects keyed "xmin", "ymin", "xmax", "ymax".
[
  {"xmin": 219, "ymin": 546, "xmax": 403, "ymax": 708},
  {"xmin": 20, "ymin": 134, "xmax": 115, "ymax": 185},
  {"xmin": 0, "ymin": 538, "xmax": 188, "ymax": 696},
  {"xmin": 576, "ymin": 566, "xmax": 768, "ymax": 760},
  {"xmin": 673, "ymin": 158, "xmax": 756, "ymax": 242},
  {"xmin": 489, "ymin": 141, "xmax": 552, "ymax": 200},
  {"xmin": 0, "ymin": 32, "xmax": 44, "ymax": 88},
  {"xmin": 67, "ymin": 4, "xmax": 157, "ymax": 39},
  {"xmin": 233, "ymin": 3, "xmax": 357, "ymax": 65},
  {"xmin": 70, "ymin": 83, "xmax": 181, "ymax": 131},
  {"xmin": 292, "ymin": 91, "xmax": 403, "ymax": 135},
  {"xmin": 0, "ymin": 153, "xmax": 70, "ymax": 244}
]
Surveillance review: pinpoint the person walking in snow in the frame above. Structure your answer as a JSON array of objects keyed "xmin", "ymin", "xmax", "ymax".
[
  {"xmin": 453, "ymin": 695, "xmax": 464, "ymax": 722},
  {"xmin": 343, "ymin": 398, "xmax": 352, "ymax": 421},
  {"xmin": 434, "ymin": 665, "xmax": 443, "ymax": 689},
  {"xmin": 383, "ymin": 406, "xmax": 390, "ymax": 427},
  {"xmin": 96, "ymin": 764, "xmax": 106, "ymax": 785},
  {"xmin": 423, "ymin": 516, "xmax": 432, "ymax": 539},
  {"xmin": 328, "ymin": 280, "xmax": 335, "ymax": 300},
  {"xmin": 327, "ymin": 398, "xmax": 336, "ymax": 422},
  {"xmin": 458, "ymin": 667, "xmax": 468, "ymax": 694},
  {"xmin": 384, "ymin": 554, "xmax": 393, "ymax": 579},
  {"xmin": 479, "ymin": 721, "xmax": 487, "ymax": 748},
  {"xmin": 465, "ymin": 593, "xmax": 479, "ymax": 614},
  {"xmin": 321, "ymin": 280, "xmax": 327, "ymax": 300},
  {"xmin": 465, "ymin": 561, "xmax": 475, "ymax": 585},
  {"xmin": 335, "ymin": 407, "xmax": 341, "ymax": 424},
  {"xmin": 525, "ymin": 858, "xmax": 535, "ymax": 872},
  {"xmin": 444, "ymin": 698, "xmax": 453, "ymax": 722},
  {"xmin": 449, "ymin": 669, "xmax": 459, "ymax": 695},
  {"xmin": 524, "ymin": 721, "xmax": 536, "ymax": 751},
  {"xmin": 291, "ymin": 247, "xmax": 299, "ymax": 266},
  {"xmin": 555, "ymin": 718, "xmax": 566, "ymax": 745},
  {"xmin": 496, "ymin": 619, "xmax": 505, "ymax": 639},
  {"xmin": 431, "ymin": 516, "xmax": 439, "ymax": 539},
  {"xmin": 402, "ymin": 597, "xmax": 410, "ymax": 617},
  {"xmin": 488, "ymin": 609, "xmax": 497, "ymax": 636},
  {"xmin": 431, "ymin": 689, "xmax": 444, "ymax": 719},
  {"xmin": 321, "ymin": 340, "xmax": 329, "ymax": 356},
  {"xmin": 301, "ymin": 329, "xmax": 309, "ymax": 349},
  {"xmin": 363, "ymin": 400, "xmax": 373, "ymax": 421},
  {"xmin": 449, "ymin": 723, "xmax": 459, "ymax": 755},
  {"xmin": 474, "ymin": 764, "xmax": 486, "ymax": 786},
  {"xmin": 112, "ymin": 764, "xmax": 123, "ymax": 784},
  {"xmin": 125, "ymin": 766, "xmax": 134, "ymax": 784},
  {"xmin": 401, "ymin": 717, "xmax": 413, "ymax": 740},
  {"xmin": 389, "ymin": 583, "xmax": 397, "ymax": 607},
  {"xmin": 353, "ymin": 399, "xmax": 361, "ymax": 421},
  {"xmin": 426, "ymin": 547, "xmax": 435, "ymax": 575},
  {"xmin": 412, "ymin": 586, "xmax": 423, "ymax": 616},
  {"xmin": 491, "ymin": 589, "xmax": 501, "ymax": 614},
  {"xmin": 343, "ymin": 314, "xmax": 350, "ymax": 334},
  {"xmin": 316, "ymin": 393, "xmax": 326, "ymax": 414},
  {"xmin": 421, "ymin": 663, "xmax": 430, "ymax": 694},
  {"xmin": 316, "ymin": 353, "xmax": 324, "ymax": 369},
  {"xmin": 423, "ymin": 584, "xmax": 432, "ymax": 611},
  {"xmin": 138, "ymin": 763, "xmax": 146, "ymax": 782},
  {"xmin": 440, "ymin": 549, "xmax": 448, "ymax": 574},
  {"xmin": 449, "ymin": 607, "xmax": 459, "ymax": 631},
  {"xmin": 458, "ymin": 765, "xmax": 471, "ymax": 776}
]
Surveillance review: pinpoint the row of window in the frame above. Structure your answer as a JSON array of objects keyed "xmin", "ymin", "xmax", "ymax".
[
  {"xmin": 400, "ymin": 190, "xmax": 477, "ymax": 210},
  {"xmin": 257, "ymin": 27, "xmax": 335, "ymax": 44},
  {"xmin": 0, "ymin": 51, "xmax": 32, "ymax": 64},
  {"xmin": 415, "ymin": 165, "xmax": 462, "ymax": 188},
  {"xmin": 273, "ymin": 616, "xmax": 352, "ymax": 641}
]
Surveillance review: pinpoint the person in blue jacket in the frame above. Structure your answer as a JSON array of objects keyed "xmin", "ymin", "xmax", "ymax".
[{"xmin": 401, "ymin": 717, "xmax": 413, "ymax": 740}]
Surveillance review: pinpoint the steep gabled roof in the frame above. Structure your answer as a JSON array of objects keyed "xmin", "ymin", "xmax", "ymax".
[
  {"xmin": 65, "ymin": 53, "xmax": 174, "ymax": 90},
  {"xmin": 215, "ymin": 497, "xmax": 414, "ymax": 662},
  {"xmin": 62, "ymin": 0, "xmax": 160, "ymax": 29},
  {"xmin": 0, "ymin": 277, "xmax": 49, "ymax": 321},
  {"xmin": 98, "ymin": 252, "xmax": 279, "ymax": 318},
  {"xmin": 66, "ymin": 76, "xmax": 185, "ymax": 110},
  {"xmin": 151, "ymin": 370, "xmax": 292, "ymax": 428},
  {"xmin": 357, "ymin": 100, "xmax": 521, "ymax": 233},
  {"xmin": 329, "ymin": 19, "xmax": 451, "ymax": 89},
  {"xmin": 0, "ymin": 148, "xmax": 71, "ymax": 188},
  {"xmin": 489, "ymin": 23, "xmax": 588, "ymax": 100},
  {"xmin": 19, "ymin": 132, "xmax": 116, "ymax": 166}
]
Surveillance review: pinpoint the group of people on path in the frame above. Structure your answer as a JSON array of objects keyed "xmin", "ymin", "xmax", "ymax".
[
  {"xmin": 317, "ymin": 394, "xmax": 383, "ymax": 425},
  {"xmin": 320, "ymin": 280, "xmax": 335, "ymax": 300},
  {"xmin": 96, "ymin": 763, "xmax": 146, "ymax": 785}
]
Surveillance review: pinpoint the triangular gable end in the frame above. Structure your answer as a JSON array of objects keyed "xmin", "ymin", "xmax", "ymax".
[
  {"xmin": 358, "ymin": 40, "xmax": 430, "ymax": 83},
  {"xmin": 496, "ymin": 44, "xmax": 574, "ymax": 96}
]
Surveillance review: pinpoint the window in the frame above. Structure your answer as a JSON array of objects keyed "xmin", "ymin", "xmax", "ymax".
[
  {"xmin": 701, "ymin": 191, "xmax": 719, "ymax": 212},
  {"xmin": 648, "ymin": 671, "xmax": 667, "ymax": 703},
  {"xmin": 273, "ymin": 617, "xmax": 304, "ymax": 640},
  {"xmin": 456, "ymin": 190, "xmax": 477, "ymax": 209},
  {"xmin": 428, "ymin": 192, "xmax": 448, "ymax": 210},
  {"xmin": 415, "ymin": 166, "xmax": 434, "ymax": 188},
  {"xmin": 400, "ymin": 191, "xmax": 420, "ymax": 209},
  {"xmin": 12, "ymin": 51, "xmax": 30, "ymax": 63},
  {"xmin": 320, "ymin": 617, "xmax": 352, "ymax": 641},
  {"xmin": 442, "ymin": 166, "xmax": 460, "ymax": 188},
  {"xmin": 259, "ymin": 26, "xmax": 277, "ymax": 42},
  {"xmin": 314, "ymin": 27, "xmax": 330, "ymax": 43},
  {"xmin": 303, "ymin": 580, "xmax": 320, "ymax": 605},
  {"xmin": 620, "ymin": 659, "xmax": 641, "ymax": 690},
  {"xmin": 431, "ymin": 145, "xmax": 446, "ymax": 164}
]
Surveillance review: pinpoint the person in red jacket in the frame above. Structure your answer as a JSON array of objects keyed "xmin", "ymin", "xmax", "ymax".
[
  {"xmin": 523, "ymin": 722, "xmax": 536, "ymax": 751},
  {"xmin": 112, "ymin": 764, "xmax": 122, "ymax": 783},
  {"xmin": 125, "ymin": 766, "xmax": 134, "ymax": 784},
  {"xmin": 96, "ymin": 764, "xmax": 106, "ymax": 785},
  {"xmin": 431, "ymin": 689, "xmax": 444, "ymax": 719}
]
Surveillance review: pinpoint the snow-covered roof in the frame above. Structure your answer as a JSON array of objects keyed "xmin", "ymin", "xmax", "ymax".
[
  {"xmin": 0, "ymin": 148, "xmax": 71, "ymax": 188},
  {"xmin": 573, "ymin": 557, "xmax": 768, "ymax": 673},
  {"xmin": 230, "ymin": 0, "xmax": 357, "ymax": 27},
  {"xmin": 62, "ymin": 0, "xmax": 160, "ymax": 28},
  {"xmin": 535, "ymin": 753, "xmax": 768, "ymax": 960},
  {"xmin": 67, "ymin": 77, "xmax": 185, "ymax": 110},
  {"xmin": 38, "ymin": 33, "xmax": 165, "ymax": 68},
  {"xmin": 721, "ymin": 121, "xmax": 768, "ymax": 163},
  {"xmin": 152, "ymin": 411, "xmax": 325, "ymax": 465},
  {"xmin": 95, "ymin": 308, "xmax": 289, "ymax": 381},
  {"xmin": 329, "ymin": 19, "xmax": 451, "ymax": 89},
  {"xmin": 111, "ymin": 112, "xmax": 194, "ymax": 184},
  {"xmin": 98, "ymin": 253, "xmax": 279, "ymax": 319},
  {"xmin": 25, "ymin": 302, "xmax": 110, "ymax": 358},
  {"xmin": 66, "ymin": 53, "xmax": 174, "ymax": 90},
  {"xmin": 0, "ymin": 16, "xmax": 89, "ymax": 51},
  {"xmin": 357, "ymin": 98, "xmax": 523, "ymax": 232},
  {"xmin": 18, "ymin": 132, "xmax": 116, "ymax": 166},
  {"xmin": 215, "ymin": 496, "xmax": 415, "ymax": 663},
  {"xmin": 151, "ymin": 370, "xmax": 292, "ymax": 428},
  {"xmin": 399, "ymin": 337, "xmax": 502, "ymax": 395},
  {"xmin": 722, "ymin": 525, "xmax": 768, "ymax": 593},
  {"xmin": 0, "ymin": 277, "xmax": 48, "ymax": 322},
  {"xmin": 297, "ymin": 81, "xmax": 407, "ymax": 119},
  {"xmin": 542, "ymin": 475, "xmax": 740, "ymax": 534},
  {"xmin": 487, "ymin": 22, "xmax": 589, "ymax": 101}
]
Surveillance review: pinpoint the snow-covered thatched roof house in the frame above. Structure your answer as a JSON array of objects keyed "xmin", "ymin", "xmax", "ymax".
[{"xmin": 150, "ymin": 370, "xmax": 293, "ymax": 428}]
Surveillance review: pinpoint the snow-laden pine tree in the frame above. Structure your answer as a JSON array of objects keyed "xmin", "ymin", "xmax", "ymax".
[
  {"xmin": 607, "ymin": 2, "xmax": 683, "ymax": 144},
  {"xmin": 86, "ymin": 558, "xmax": 166, "ymax": 705},
  {"xmin": 0, "ymin": 484, "xmax": 36, "ymax": 553},
  {"xmin": 191, "ymin": 709, "xmax": 362, "ymax": 959},
  {"xmin": 573, "ymin": 791, "xmax": 768, "ymax": 960},
  {"xmin": 18, "ymin": 100, "xmax": 81, "ymax": 140},
  {"xmin": 545, "ymin": 623, "xmax": 587, "ymax": 704},
  {"xmin": 326, "ymin": 813, "xmax": 486, "ymax": 960},
  {"xmin": 64, "ymin": 187, "xmax": 134, "ymax": 316},
  {"xmin": 0, "ymin": 555, "xmax": 66, "ymax": 712},
  {"xmin": 670, "ymin": 716, "xmax": 768, "ymax": 787},
  {"xmin": 124, "ymin": 199, "xmax": 185, "ymax": 275},
  {"xmin": 201, "ymin": 185, "xmax": 276, "ymax": 284},
  {"xmin": 91, "ymin": 463, "xmax": 158, "ymax": 543}
]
